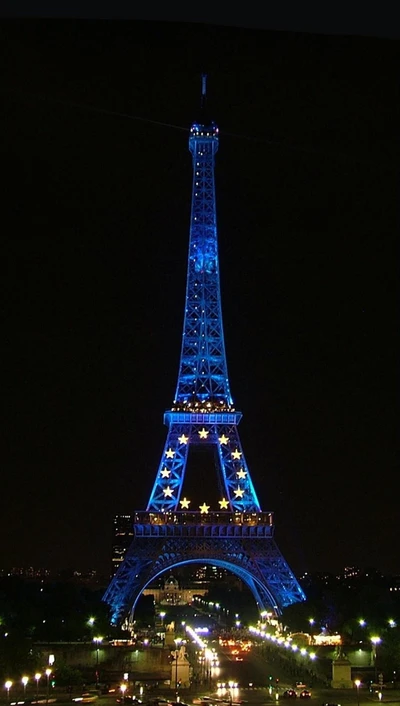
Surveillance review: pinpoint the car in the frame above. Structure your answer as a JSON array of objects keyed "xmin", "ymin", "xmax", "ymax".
[
  {"xmin": 321, "ymin": 703, "xmax": 341, "ymax": 706},
  {"xmin": 282, "ymin": 690, "xmax": 297, "ymax": 698},
  {"xmin": 299, "ymin": 691, "xmax": 311, "ymax": 699}
]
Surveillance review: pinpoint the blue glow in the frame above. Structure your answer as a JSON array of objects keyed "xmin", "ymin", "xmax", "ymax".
[{"xmin": 102, "ymin": 118, "xmax": 306, "ymax": 627}]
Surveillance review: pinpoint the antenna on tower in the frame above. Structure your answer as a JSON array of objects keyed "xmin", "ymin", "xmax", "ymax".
[{"xmin": 201, "ymin": 73, "xmax": 207, "ymax": 110}]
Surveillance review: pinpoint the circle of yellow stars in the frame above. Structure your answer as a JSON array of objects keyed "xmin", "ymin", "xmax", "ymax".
[{"xmin": 157, "ymin": 428, "xmax": 249, "ymax": 512}]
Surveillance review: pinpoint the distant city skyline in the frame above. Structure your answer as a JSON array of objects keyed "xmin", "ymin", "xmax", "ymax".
[{"xmin": 2, "ymin": 564, "xmax": 399, "ymax": 583}]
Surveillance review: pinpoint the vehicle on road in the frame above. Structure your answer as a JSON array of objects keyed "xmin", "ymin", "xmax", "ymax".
[
  {"xmin": 299, "ymin": 691, "xmax": 311, "ymax": 699},
  {"xmin": 9, "ymin": 698, "xmax": 57, "ymax": 706},
  {"xmin": 282, "ymin": 690, "xmax": 297, "ymax": 698}
]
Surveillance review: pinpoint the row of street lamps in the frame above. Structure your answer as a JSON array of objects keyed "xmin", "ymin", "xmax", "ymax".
[{"xmin": 4, "ymin": 670, "xmax": 53, "ymax": 704}]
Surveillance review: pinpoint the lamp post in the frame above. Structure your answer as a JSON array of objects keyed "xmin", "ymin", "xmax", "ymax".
[
  {"xmin": 35, "ymin": 674, "xmax": 41, "ymax": 702},
  {"xmin": 120, "ymin": 684, "xmax": 127, "ymax": 703},
  {"xmin": 159, "ymin": 612, "xmax": 166, "ymax": 627},
  {"xmin": 93, "ymin": 636, "xmax": 103, "ymax": 685},
  {"xmin": 371, "ymin": 637, "xmax": 381, "ymax": 684},
  {"xmin": 174, "ymin": 638, "xmax": 182, "ymax": 697},
  {"xmin": 45, "ymin": 669, "xmax": 51, "ymax": 704},
  {"xmin": 22, "ymin": 677, "xmax": 29, "ymax": 699},
  {"xmin": 309, "ymin": 618, "xmax": 315, "ymax": 639},
  {"xmin": 87, "ymin": 616, "xmax": 95, "ymax": 641},
  {"xmin": 354, "ymin": 679, "xmax": 361, "ymax": 706},
  {"xmin": 5, "ymin": 681, "xmax": 12, "ymax": 705}
]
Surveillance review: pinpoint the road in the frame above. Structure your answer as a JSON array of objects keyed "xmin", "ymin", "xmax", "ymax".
[{"xmin": 186, "ymin": 641, "xmax": 399, "ymax": 706}]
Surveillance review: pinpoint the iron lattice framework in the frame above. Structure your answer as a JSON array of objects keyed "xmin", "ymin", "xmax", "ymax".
[{"xmin": 103, "ymin": 105, "xmax": 306, "ymax": 626}]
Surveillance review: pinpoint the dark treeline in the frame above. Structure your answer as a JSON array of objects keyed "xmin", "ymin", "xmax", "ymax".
[{"xmin": 0, "ymin": 576, "xmax": 153, "ymax": 679}]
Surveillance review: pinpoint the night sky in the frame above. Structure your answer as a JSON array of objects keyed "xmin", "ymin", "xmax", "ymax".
[{"xmin": 1, "ymin": 18, "xmax": 396, "ymax": 578}]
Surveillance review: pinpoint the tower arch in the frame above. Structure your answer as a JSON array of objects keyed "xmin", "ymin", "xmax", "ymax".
[{"xmin": 131, "ymin": 557, "xmax": 280, "ymax": 620}]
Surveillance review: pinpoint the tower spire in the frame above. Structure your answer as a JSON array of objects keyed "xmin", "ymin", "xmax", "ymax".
[{"xmin": 173, "ymin": 92, "xmax": 229, "ymax": 410}]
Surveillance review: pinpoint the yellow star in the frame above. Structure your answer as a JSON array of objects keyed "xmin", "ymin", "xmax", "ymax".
[
  {"xmin": 198, "ymin": 428, "xmax": 209, "ymax": 439},
  {"xmin": 234, "ymin": 487, "xmax": 245, "ymax": 498},
  {"xmin": 160, "ymin": 468, "xmax": 171, "ymax": 478},
  {"xmin": 165, "ymin": 448, "xmax": 175, "ymax": 459},
  {"xmin": 231, "ymin": 449, "xmax": 242, "ymax": 460},
  {"xmin": 163, "ymin": 486, "xmax": 174, "ymax": 498},
  {"xmin": 237, "ymin": 469, "xmax": 247, "ymax": 479},
  {"xmin": 180, "ymin": 497, "xmax": 191, "ymax": 509},
  {"xmin": 219, "ymin": 498, "xmax": 229, "ymax": 509},
  {"xmin": 218, "ymin": 434, "xmax": 229, "ymax": 445},
  {"xmin": 199, "ymin": 502, "xmax": 210, "ymax": 514},
  {"xmin": 178, "ymin": 434, "xmax": 189, "ymax": 445}
]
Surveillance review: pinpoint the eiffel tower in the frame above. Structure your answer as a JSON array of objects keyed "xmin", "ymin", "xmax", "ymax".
[{"xmin": 103, "ymin": 76, "xmax": 306, "ymax": 625}]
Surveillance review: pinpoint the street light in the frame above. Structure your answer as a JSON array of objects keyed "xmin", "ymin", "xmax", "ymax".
[
  {"xmin": 93, "ymin": 637, "xmax": 103, "ymax": 685},
  {"xmin": 159, "ymin": 612, "xmax": 166, "ymax": 627},
  {"xmin": 174, "ymin": 638, "xmax": 182, "ymax": 696},
  {"xmin": 354, "ymin": 679, "xmax": 361, "ymax": 706},
  {"xmin": 35, "ymin": 674, "xmax": 41, "ymax": 701},
  {"xmin": 22, "ymin": 677, "xmax": 29, "ymax": 698},
  {"xmin": 120, "ymin": 684, "xmax": 127, "ymax": 702},
  {"xmin": 5, "ymin": 681, "xmax": 12, "ymax": 705},
  {"xmin": 45, "ymin": 669, "xmax": 51, "ymax": 704},
  {"xmin": 371, "ymin": 637, "xmax": 381, "ymax": 683}
]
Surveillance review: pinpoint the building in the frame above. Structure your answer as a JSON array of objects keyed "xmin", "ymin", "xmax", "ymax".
[
  {"xmin": 143, "ymin": 574, "xmax": 207, "ymax": 605},
  {"xmin": 111, "ymin": 515, "xmax": 134, "ymax": 576}
]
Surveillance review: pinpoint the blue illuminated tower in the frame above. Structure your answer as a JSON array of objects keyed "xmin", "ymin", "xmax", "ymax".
[{"xmin": 103, "ymin": 77, "xmax": 305, "ymax": 626}]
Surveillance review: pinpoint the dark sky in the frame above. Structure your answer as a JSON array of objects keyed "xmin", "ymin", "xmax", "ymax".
[{"xmin": 1, "ymin": 19, "xmax": 396, "ymax": 578}]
